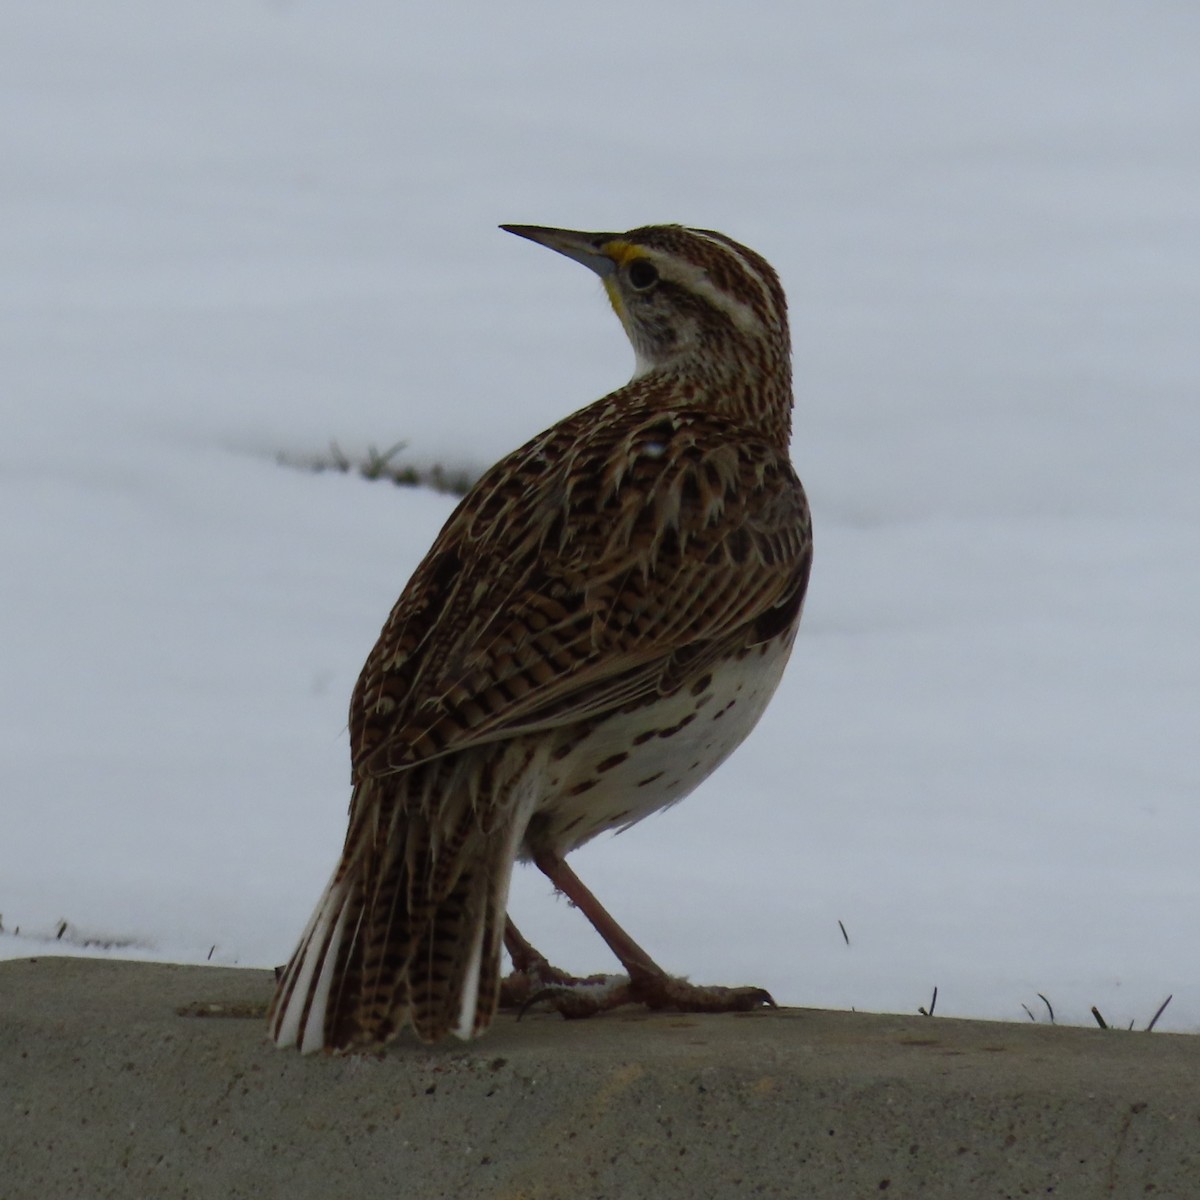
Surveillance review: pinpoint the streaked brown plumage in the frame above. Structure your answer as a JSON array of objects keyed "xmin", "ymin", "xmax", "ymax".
[{"xmin": 269, "ymin": 223, "xmax": 812, "ymax": 1051}]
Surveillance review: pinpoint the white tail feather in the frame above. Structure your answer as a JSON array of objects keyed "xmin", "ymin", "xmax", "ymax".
[
  {"xmin": 453, "ymin": 790, "xmax": 536, "ymax": 1039},
  {"xmin": 452, "ymin": 915, "xmax": 486, "ymax": 1040},
  {"xmin": 270, "ymin": 869, "xmax": 353, "ymax": 1053}
]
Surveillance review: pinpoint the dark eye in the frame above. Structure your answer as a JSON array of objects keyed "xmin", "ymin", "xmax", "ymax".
[{"xmin": 627, "ymin": 259, "xmax": 659, "ymax": 290}]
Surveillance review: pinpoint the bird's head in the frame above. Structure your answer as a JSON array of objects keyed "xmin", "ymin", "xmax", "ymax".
[{"xmin": 501, "ymin": 223, "xmax": 790, "ymax": 386}]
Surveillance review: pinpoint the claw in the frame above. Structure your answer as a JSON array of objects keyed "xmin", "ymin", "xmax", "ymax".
[{"xmin": 629, "ymin": 975, "xmax": 776, "ymax": 1014}]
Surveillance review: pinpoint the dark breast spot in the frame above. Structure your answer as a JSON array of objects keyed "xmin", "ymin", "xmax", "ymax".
[
  {"xmin": 637, "ymin": 772, "xmax": 665, "ymax": 788},
  {"xmin": 689, "ymin": 673, "xmax": 713, "ymax": 697},
  {"xmin": 597, "ymin": 752, "xmax": 629, "ymax": 772},
  {"xmin": 658, "ymin": 712, "xmax": 698, "ymax": 738},
  {"xmin": 567, "ymin": 779, "xmax": 599, "ymax": 797}
]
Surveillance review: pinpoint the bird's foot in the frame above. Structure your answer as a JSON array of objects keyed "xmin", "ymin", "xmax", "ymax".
[
  {"xmin": 631, "ymin": 973, "xmax": 776, "ymax": 1015},
  {"xmin": 518, "ymin": 968, "xmax": 775, "ymax": 1021},
  {"xmin": 498, "ymin": 954, "xmax": 614, "ymax": 1012}
]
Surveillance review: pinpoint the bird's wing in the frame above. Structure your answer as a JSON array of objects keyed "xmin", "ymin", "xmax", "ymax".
[{"xmin": 349, "ymin": 402, "xmax": 811, "ymax": 781}]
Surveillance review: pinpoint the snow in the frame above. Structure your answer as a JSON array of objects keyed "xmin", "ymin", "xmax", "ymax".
[{"xmin": 2, "ymin": 2, "xmax": 1197, "ymax": 1034}]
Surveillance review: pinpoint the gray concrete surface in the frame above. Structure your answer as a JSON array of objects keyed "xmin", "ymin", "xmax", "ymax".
[{"xmin": 1, "ymin": 957, "xmax": 1197, "ymax": 1199}]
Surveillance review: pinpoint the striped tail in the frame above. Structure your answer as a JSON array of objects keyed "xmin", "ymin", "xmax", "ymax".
[{"xmin": 268, "ymin": 779, "xmax": 523, "ymax": 1052}]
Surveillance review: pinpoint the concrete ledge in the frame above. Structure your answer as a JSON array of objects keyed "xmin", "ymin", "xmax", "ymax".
[{"xmin": 2, "ymin": 957, "xmax": 1197, "ymax": 1198}]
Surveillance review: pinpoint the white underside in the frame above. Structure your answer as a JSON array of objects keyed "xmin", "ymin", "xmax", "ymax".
[{"xmin": 533, "ymin": 636, "xmax": 795, "ymax": 855}]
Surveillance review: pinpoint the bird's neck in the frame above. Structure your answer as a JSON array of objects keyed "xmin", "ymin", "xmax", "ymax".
[{"xmin": 628, "ymin": 348, "xmax": 793, "ymax": 449}]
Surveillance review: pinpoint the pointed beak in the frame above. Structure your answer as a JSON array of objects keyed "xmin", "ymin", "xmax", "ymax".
[{"xmin": 500, "ymin": 224, "xmax": 618, "ymax": 279}]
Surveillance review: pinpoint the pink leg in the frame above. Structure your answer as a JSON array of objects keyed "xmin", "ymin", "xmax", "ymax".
[
  {"xmin": 532, "ymin": 850, "xmax": 664, "ymax": 979},
  {"xmin": 521, "ymin": 848, "xmax": 774, "ymax": 1018}
]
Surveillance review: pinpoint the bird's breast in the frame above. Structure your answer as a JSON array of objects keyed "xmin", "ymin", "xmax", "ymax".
[{"xmin": 522, "ymin": 632, "xmax": 796, "ymax": 858}]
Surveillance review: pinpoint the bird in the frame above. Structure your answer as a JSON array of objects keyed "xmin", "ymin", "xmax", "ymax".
[{"xmin": 269, "ymin": 223, "xmax": 813, "ymax": 1052}]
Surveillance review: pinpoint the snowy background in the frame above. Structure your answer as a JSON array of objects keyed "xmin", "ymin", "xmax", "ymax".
[{"xmin": 3, "ymin": 2, "xmax": 1197, "ymax": 1034}]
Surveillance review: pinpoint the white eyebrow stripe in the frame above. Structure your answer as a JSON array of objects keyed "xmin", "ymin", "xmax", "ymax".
[
  {"xmin": 690, "ymin": 229, "xmax": 780, "ymax": 323},
  {"xmin": 658, "ymin": 252, "xmax": 765, "ymax": 336}
]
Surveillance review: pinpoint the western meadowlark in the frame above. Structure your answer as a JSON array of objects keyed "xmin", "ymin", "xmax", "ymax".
[{"xmin": 269, "ymin": 224, "xmax": 813, "ymax": 1051}]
